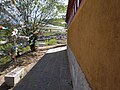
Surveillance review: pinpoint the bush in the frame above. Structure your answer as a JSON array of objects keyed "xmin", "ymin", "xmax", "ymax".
[
  {"xmin": 18, "ymin": 46, "xmax": 31, "ymax": 53},
  {"xmin": 0, "ymin": 56, "xmax": 11, "ymax": 65},
  {"xmin": 46, "ymin": 39, "xmax": 57, "ymax": 45}
]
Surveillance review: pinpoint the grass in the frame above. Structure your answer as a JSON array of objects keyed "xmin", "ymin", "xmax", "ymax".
[
  {"xmin": 45, "ymin": 39, "xmax": 57, "ymax": 45},
  {"xmin": 43, "ymin": 32, "xmax": 66, "ymax": 36},
  {"xmin": 0, "ymin": 46, "xmax": 31, "ymax": 66},
  {"xmin": 57, "ymin": 40, "xmax": 67, "ymax": 44},
  {"xmin": 0, "ymin": 56, "xmax": 11, "ymax": 66},
  {"xmin": 48, "ymin": 18, "xmax": 66, "ymax": 27},
  {"xmin": 43, "ymin": 32, "xmax": 56, "ymax": 36},
  {"xmin": 18, "ymin": 46, "xmax": 31, "ymax": 53}
]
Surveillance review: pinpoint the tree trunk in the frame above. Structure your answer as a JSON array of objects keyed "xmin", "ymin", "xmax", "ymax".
[
  {"xmin": 29, "ymin": 33, "xmax": 38, "ymax": 52},
  {"xmin": 30, "ymin": 44, "xmax": 36, "ymax": 52}
]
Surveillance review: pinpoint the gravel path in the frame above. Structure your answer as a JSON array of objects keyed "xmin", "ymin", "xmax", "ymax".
[{"xmin": 13, "ymin": 47, "xmax": 73, "ymax": 90}]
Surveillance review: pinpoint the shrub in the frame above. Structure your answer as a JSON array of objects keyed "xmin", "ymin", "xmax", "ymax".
[{"xmin": 46, "ymin": 39, "xmax": 57, "ymax": 45}]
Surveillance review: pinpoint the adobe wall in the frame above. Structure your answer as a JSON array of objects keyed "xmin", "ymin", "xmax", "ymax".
[{"xmin": 67, "ymin": 0, "xmax": 120, "ymax": 90}]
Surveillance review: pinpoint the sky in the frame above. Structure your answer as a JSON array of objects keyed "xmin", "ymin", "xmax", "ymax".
[
  {"xmin": 64, "ymin": 0, "xmax": 68, "ymax": 5},
  {"xmin": 56, "ymin": 0, "xmax": 68, "ymax": 18}
]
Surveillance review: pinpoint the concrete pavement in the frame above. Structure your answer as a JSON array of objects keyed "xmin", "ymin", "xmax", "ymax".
[{"xmin": 13, "ymin": 46, "xmax": 73, "ymax": 90}]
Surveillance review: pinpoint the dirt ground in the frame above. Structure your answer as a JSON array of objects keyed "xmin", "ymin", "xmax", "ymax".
[
  {"xmin": 0, "ymin": 44, "xmax": 66, "ymax": 89},
  {"xmin": 0, "ymin": 47, "xmax": 47, "ymax": 87}
]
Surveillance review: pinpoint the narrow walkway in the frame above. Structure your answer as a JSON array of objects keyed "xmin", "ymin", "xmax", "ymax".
[{"xmin": 13, "ymin": 46, "xmax": 73, "ymax": 90}]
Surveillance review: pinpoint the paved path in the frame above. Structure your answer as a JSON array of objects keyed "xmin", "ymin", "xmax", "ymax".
[{"xmin": 13, "ymin": 47, "xmax": 73, "ymax": 90}]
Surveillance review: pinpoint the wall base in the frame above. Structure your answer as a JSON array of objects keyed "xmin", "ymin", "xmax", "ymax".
[{"xmin": 67, "ymin": 46, "xmax": 91, "ymax": 90}]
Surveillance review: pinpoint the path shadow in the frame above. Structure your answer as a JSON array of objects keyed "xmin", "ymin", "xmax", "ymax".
[{"xmin": 0, "ymin": 82, "xmax": 12, "ymax": 90}]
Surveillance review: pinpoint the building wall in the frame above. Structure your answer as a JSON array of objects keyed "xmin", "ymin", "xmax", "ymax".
[
  {"xmin": 67, "ymin": 0, "xmax": 120, "ymax": 90},
  {"xmin": 67, "ymin": 46, "xmax": 91, "ymax": 90}
]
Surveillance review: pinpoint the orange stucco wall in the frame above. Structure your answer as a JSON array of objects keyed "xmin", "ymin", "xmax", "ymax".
[{"xmin": 67, "ymin": 0, "xmax": 120, "ymax": 89}]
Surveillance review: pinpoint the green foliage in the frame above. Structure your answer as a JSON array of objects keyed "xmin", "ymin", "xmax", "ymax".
[
  {"xmin": 0, "ymin": 29, "xmax": 12, "ymax": 41},
  {"xmin": 18, "ymin": 46, "xmax": 31, "ymax": 53},
  {"xmin": 56, "ymin": 4, "xmax": 67, "ymax": 13},
  {"xmin": 46, "ymin": 39, "xmax": 57, "ymax": 45},
  {"xmin": 1, "ymin": 0, "xmax": 67, "ymax": 36},
  {"xmin": 48, "ymin": 18, "xmax": 66, "ymax": 27},
  {"xmin": 43, "ymin": 32, "xmax": 57, "ymax": 36},
  {"xmin": 1, "ymin": 0, "xmax": 67, "ymax": 53},
  {"xmin": 0, "ymin": 42, "xmax": 13, "ymax": 56},
  {"xmin": 43, "ymin": 31, "xmax": 65, "ymax": 36},
  {"xmin": 0, "ymin": 56, "xmax": 11, "ymax": 65}
]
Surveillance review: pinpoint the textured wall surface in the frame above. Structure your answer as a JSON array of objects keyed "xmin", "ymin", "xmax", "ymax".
[
  {"xmin": 67, "ymin": 46, "xmax": 91, "ymax": 90},
  {"xmin": 67, "ymin": 0, "xmax": 120, "ymax": 90}
]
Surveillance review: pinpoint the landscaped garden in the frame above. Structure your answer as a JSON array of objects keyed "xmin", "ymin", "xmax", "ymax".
[{"xmin": 0, "ymin": 1, "xmax": 67, "ymax": 87}]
